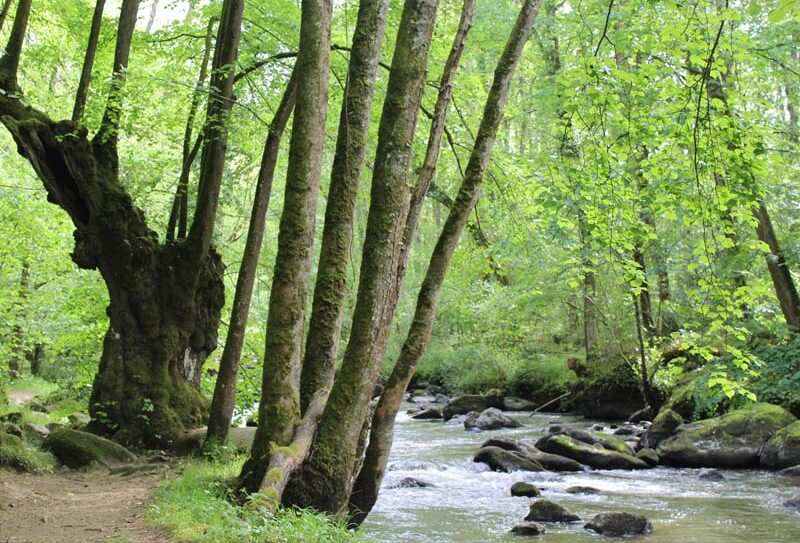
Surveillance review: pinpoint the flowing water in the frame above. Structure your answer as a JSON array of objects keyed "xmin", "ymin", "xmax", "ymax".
[{"xmin": 361, "ymin": 406, "xmax": 800, "ymax": 542}]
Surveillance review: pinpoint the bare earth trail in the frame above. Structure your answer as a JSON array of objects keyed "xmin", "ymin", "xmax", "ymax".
[{"xmin": 0, "ymin": 469, "xmax": 174, "ymax": 543}]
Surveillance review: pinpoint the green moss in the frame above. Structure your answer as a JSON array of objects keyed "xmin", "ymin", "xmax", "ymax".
[
  {"xmin": 0, "ymin": 430, "xmax": 55, "ymax": 472},
  {"xmin": 651, "ymin": 409, "xmax": 683, "ymax": 434},
  {"xmin": 270, "ymin": 441, "xmax": 300, "ymax": 458},
  {"xmin": 44, "ymin": 427, "xmax": 136, "ymax": 468}
]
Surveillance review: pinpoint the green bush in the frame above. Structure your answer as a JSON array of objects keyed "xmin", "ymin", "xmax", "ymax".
[{"xmin": 149, "ymin": 457, "xmax": 365, "ymax": 543}]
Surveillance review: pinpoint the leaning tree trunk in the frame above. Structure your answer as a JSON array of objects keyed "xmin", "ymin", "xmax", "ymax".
[
  {"xmin": 283, "ymin": 0, "xmax": 440, "ymax": 516},
  {"xmin": 349, "ymin": 0, "xmax": 543, "ymax": 523},
  {"xmin": 0, "ymin": 0, "xmax": 241, "ymax": 446}
]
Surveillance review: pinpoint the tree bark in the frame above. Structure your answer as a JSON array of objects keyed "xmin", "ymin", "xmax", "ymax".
[
  {"xmin": 72, "ymin": 0, "xmax": 106, "ymax": 123},
  {"xmin": 238, "ymin": 0, "xmax": 333, "ymax": 497},
  {"xmin": 166, "ymin": 16, "xmax": 217, "ymax": 241},
  {"xmin": 299, "ymin": 0, "xmax": 390, "ymax": 416},
  {"xmin": 283, "ymin": 0, "xmax": 440, "ymax": 517},
  {"xmin": 145, "ymin": 0, "xmax": 158, "ymax": 32},
  {"xmin": 205, "ymin": 69, "xmax": 298, "ymax": 447},
  {"xmin": 349, "ymin": 0, "xmax": 542, "ymax": 524}
]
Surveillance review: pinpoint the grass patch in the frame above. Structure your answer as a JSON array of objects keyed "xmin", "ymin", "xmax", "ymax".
[
  {"xmin": 149, "ymin": 456, "xmax": 367, "ymax": 543},
  {"xmin": 7, "ymin": 376, "xmax": 60, "ymax": 398},
  {"xmin": 0, "ymin": 430, "xmax": 56, "ymax": 473}
]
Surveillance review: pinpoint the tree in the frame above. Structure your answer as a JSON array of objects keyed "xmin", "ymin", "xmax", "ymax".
[{"xmin": 0, "ymin": 0, "xmax": 243, "ymax": 445}]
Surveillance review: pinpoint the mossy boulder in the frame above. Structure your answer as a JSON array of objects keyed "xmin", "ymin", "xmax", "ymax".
[
  {"xmin": 510, "ymin": 523, "xmax": 546, "ymax": 536},
  {"xmin": 481, "ymin": 437, "xmax": 583, "ymax": 472},
  {"xmin": 525, "ymin": 500, "xmax": 580, "ymax": 523},
  {"xmin": 657, "ymin": 403, "xmax": 796, "ymax": 468},
  {"xmin": 503, "ymin": 397, "xmax": 538, "ymax": 411},
  {"xmin": 536, "ymin": 434, "xmax": 648, "ymax": 470},
  {"xmin": 473, "ymin": 446, "xmax": 545, "ymax": 472},
  {"xmin": 636, "ymin": 447, "xmax": 660, "ymax": 467},
  {"xmin": 0, "ymin": 430, "xmax": 54, "ymax": 472},
  {"xmin": 760, "ymin": 420, "xmax": 800, "ymax": 469},
  {"xmin": 640, "ymin": 409, "xmax": 683, "ymax": 449},
  {"xmin": 44, "ymin": 428, "xmax": 136, "ymax": 468},
  {"xmin": 510, "ymin": 481, "xmax": 541, "ymax": 497},
  {"xmin": 541, "ymin": 427, "xmax": 635, "ymax": 455},
  {"xmin": 569, "ymin": 358, "xmax": 645, "ymax": 420},
  {"xmin": 584, "ymin": 512, "xmax": 653, "ymax": 536}
]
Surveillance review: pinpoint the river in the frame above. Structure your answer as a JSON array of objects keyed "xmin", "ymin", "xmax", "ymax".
[{"xmin": 360, "ymin": 406, "xmax": 800, "ymax": 542}]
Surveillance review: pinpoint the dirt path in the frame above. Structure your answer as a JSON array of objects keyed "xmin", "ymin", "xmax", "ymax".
[{"xmin": 0, "ymin": 469, "xmax": 175, "ymax": 543}]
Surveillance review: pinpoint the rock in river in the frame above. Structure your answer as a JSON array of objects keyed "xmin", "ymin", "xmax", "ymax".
[
  {"xmin": 473, "ymin": 446, "xmax": 544, "ymax": 472},
  {"xmin": 760, "ymin": 420, "xmax": 800, "ymax": 469},
  {"xmin": 510, "ymin": 523, "xmax": 546, "ymax": 536},
  {"xmin": 698, "ymin": 468, "xmax": 725, "ymax": 481},
  {"xmin": 584, "ymin": 512, "xmax": 653, "ymax": 536},
  {"xmin": 389, "ymin": 477, "xmax": 435, "ymax": 489},
  {"xmin": 640, "ymin": 408, "xmax": 683, "ymax": 449},
  {"xmin": 525, "ymin": 500, "xmax": 581, "ymax": 523},
  {"xmin": 536, "ymin": 434, "xmax": 648, "ymax": 470},
  {"xmin": 784, "ymin": 494, "xmax": 800, "ymax": 511},
  {"xmin": 411, "ymin": 407, "xmax": 443, "ymax": 420},
  {"xmin": 480, "ymin": 437, "xmax": 583, "ymax": 472},
  {"xmin": 656, "ymin": 403, "xmax": 796, "ymax": 468},
  {"xmin": 443, "ymin": 394, "xmax": 503, "ymax": 420},
  {"xmin": 510, "ymin": 481, "xmax": 541, "ymax": 497},
  {"xmin": 464, "ymin": 408, "xmax": 522, "ymax": 431}
]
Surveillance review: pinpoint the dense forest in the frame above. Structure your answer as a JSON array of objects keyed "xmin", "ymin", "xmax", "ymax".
[{"xmin": 1, "ymin": 0, "xmax": 800, "ymax": 542}]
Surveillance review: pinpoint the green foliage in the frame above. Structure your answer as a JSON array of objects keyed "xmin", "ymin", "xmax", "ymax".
[
  {"xmin": 149, "ymin": 457, "xmax": 366, "ymax": 543},
  {"xmin": 0, "ymin": 431, "xmax": 56, "ymax": 473}
]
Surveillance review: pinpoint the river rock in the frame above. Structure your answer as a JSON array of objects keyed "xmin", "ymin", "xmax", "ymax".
[
  {"xmin": 464, "ymin": 408, "xmax": 522, "ymax": 431},
  {"xmin": 539, "ymin": 427, "xmax": 635, "ymax": 456},
  {"xmin": 613, "ymin": 426, "xmax": 636, "ymax": 436},
  {"xmin": 760, "ymin": 420, "xmax": 800, "ymax": 469},
  {"xmin": 435, "ymin": 394, "xmax": 450, "ymax": 404},
  {"xmin": 480, "ymin": 437, "xmax": 583, "ymax": 472},
  {"xmin": 536, "ymin": 434, "xmax": 648, "ymax": 470},
  {"xmin": 698, "ymin": 468, "xmax": 724, "ymax": 480},
  {"xmin": 636, "ymin": 447, "xmax": 659, "ymax": 467},
  {"xmin": 657, "ymin": 403, "xmax": 796, "ymax": 468},
  {"xmin": 525, "ymin": 500, "xmax": 580, "ymax": 523},
  {"xmin": 44, "ymin": 428, "xmax": 136, "ymax": 468},
  {"xmin": 510, "ymin": 523, "xmax": 546, "ymax": 536},
  {"xmin": 411, "ymin": 395, "xmax": 436, "ymax": 404},
  {"xmin": 565, "ymin": 486, "xmax": 601, "ymax": 494},
  {"xmin": 784, "ymin": 494, "xmax": 800, "ymax": 510},
  {"xmin": 411, "ymin": 407, "xmax": 443, "ymax": 420},
  {"xmin": 473, "ymin": 446, "xmax": 545, "ymax": 472},
  {"xmin": 503, "ymin": 397, "xmax": 538, "ymax": 411},
  {"xmin": 443, "ymin": 395, "xmax": 490, "ymax": 421},
  {"xmin": 640, "ymin": 408, "xmax": 683, "ymax": 449},
  {"xmin": 778, "ymin": 465, "xmax": 800, "ymax": 477},
  {"xmin": 389, "ymin": 477, "xmax": 435, "ymax": 489},
  {"xmin": 510, "ymin": 481, "xmax": 541, "ymax": 497},
  {"xmin": 584, "ymin": 512, "xmax": 653, "ymax": 536}
]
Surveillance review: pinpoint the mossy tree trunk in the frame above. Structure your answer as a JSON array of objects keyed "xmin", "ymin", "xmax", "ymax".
[
  {"xmin": 205, "ymin": 69, "xmax": 298, "ymax": 448},
  {"xmin": 238, "ymin": 0, "xmax": 333, "ymax": 495},
  {"xmin": 283, "ymin": 0, "xmax": 440, "ymax": 516},
  {"xmin": 0, "ymin": 0, "xmax": 242, "ymax": 446},
  {"xmin": 348, "ymin": 0, "xmax": 542, "ymax": 523}
]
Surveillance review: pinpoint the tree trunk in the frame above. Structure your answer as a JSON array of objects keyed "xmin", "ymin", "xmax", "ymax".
[
  {"xmin": 0, "ymin": 0, "xmax": 233, "ymax": 446},
  {"xmin": 579, "ymin": 213, "xmax": 598, "ymax": 361},
  {"xmin": 238, "ymin": 0, "xmax": 333, "ymax": 497},
  {"xmin": 167, "ymin": 16, "xmax": 217, "ymax": 241},
  {"xmin": 72, "ymin": 0, "xmax": 106, "ymax": 123},
  {"xmin": 0, "ymin": 0, "xmax": 13, "ymax": 35},
  {"xmin": 145, "ymin": 0, "xmax": 158, "ymax": 32},
  {"xmin": 299, "ymin": 0, "xmax": 390, "ymax": 416},
  {"xmin": 9, "ymin": 259, "xmax": 30, "ymax": 378},
  {"xmin": 205, "ymin": 70, "xmax": 298, "ymax": 447},
  {"xmin": 349, "ymin": 0, "xmax": 542, "ymax": 523},
  {"xmin": 283, "ymin": 0, "xmax": 440, "ymax": 517}
]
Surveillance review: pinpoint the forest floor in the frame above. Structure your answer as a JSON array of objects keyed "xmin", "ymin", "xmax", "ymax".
[{"xmin": 0, "ymin": 468, "xmax": 174, "ymax": 543}]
